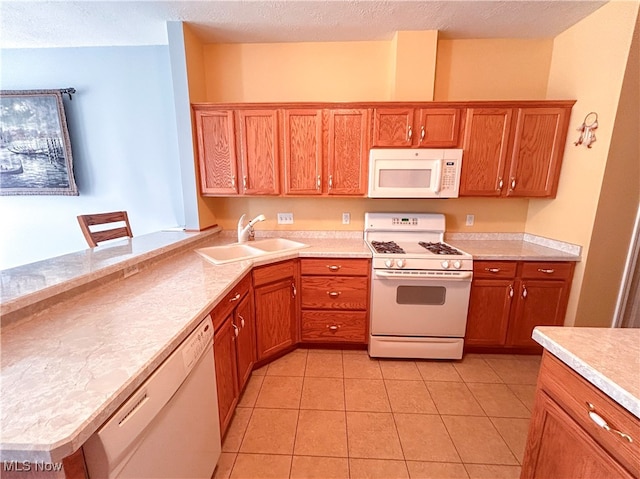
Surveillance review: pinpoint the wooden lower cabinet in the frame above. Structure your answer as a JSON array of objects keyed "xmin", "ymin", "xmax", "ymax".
[
  {"xmin": 253, "ymin": 259, "xmax": 299, "ymax": 361},
  {"xmin": 465, "ymin": 261, "xmax": 574, "ymax": 352},
  {"xmin": 213, "ymin": 316, "xmax": 239, "ymax": 435},
  {"xmin": 299, "ymin": 258, "xmax": 370, "ymax": 344},
  {"xmin": 522, "ymin": 352, "xmax": 639, "ymax": 478}
]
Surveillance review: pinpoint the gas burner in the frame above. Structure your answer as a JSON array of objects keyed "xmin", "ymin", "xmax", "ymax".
[
  {"xmin": 418, "ymin": 241, "xmax": 463, "ymax": 255},
  {"xmin": 371, "ymin": 241, "xmax": 405, "ymax": 254}
]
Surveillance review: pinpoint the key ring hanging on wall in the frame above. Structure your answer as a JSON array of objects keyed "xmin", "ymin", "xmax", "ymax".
[{"xmin": 574, "ymin": 112, "xmax": 598, "ymax": 148}]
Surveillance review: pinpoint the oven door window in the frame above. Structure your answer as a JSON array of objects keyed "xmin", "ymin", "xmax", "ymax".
[{"xmin": 396, "ymin": 285, "xmax": 446, "ymax": 305}]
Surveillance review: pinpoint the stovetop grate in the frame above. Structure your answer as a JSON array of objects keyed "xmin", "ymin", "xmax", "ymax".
[
  {"xmin": 370, "ymin": 241, "xmax": 406, "ymax": 254},
  {"xmin": 418, "ymin": 241, "xmax": 463, "ymax": 255}
]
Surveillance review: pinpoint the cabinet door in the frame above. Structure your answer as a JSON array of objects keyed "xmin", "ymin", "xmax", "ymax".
[
  {"xmin": 327, "ymin": 109, "xmax": 370, "ymax": 196},
  {"xmin": 416, "ymin": 108, "xmax": 461, "ymax": 147},
  {"xmin": 507, "ymin": 279, "xmax": 569, "ymax": 348},
  {"xmin": 283, "ymin": 109, "xmax": 323, "ymax": 195},
  {"xmin": 506, "ymin": 108, "xmax": 569, "ymax": 198},
  {"xmin": 254, "ymin": 273, "xmax": 298, "ymax": 361},
  {"xmin": 194, "ymin": 109, "xmax": 239, "ymax": 195},
  {"xmin": 521, "ymin": 391, "xmax": 634, "ymax": 479},
  {"xmin": 234, "ymin": 293, "xmax": 256, "ymax": 392},
  {"xmin": 372, "ymin": 108, "xmax": 414, "ymax": 147},
  {"xmin": 459, "ymin": 108, "xmax": 513, "ymax": 196},
  {"xmin": 465, "ymin": 279, "xmax": 513, "ymax": 347},
  {"xmin": 213, "ymin": 316, "xmax": 239, "ymax": 435},
  {"xmin": 237, "ymin": 110, "xmax": 280, "ymax": 195}
]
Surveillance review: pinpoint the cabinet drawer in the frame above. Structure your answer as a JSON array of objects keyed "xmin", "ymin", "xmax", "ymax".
[
  {"xmin": 520, "ymin": 262, "xmax": 574, "ymax": 280},
  {"xmin": 539, "ymin": 352, "xmax": 640, "ymax": 477},
  {"xmin": 301, "ymin": 276, "xmax": 368, "ymax": 310},
  {"xmin": 473, "ymin": 261, "xmax": 517, "ymax": 279},
  {"xmin": 301, "ymin": 311, "xmax": 367, "ymax": 343},
  {"xmin": 211, "ymin": 273, "xmax": 252, "ymax": 330},
  {"xmin": 253, "ymin": 259, "xmax": 297, "ymax": 287},
  {"xmin": 301, "ymin": 258, "xmax": 370, "ymax": 276}
]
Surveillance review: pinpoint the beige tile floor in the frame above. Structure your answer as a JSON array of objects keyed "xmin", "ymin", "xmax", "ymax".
[{"xmin": 214, "ymin": 349, "xmax": 541, "ymax": 479}]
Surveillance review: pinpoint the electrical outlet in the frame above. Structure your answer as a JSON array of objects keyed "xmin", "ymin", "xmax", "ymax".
[
  {"xmin": 277, "ymin": 213, "xmax": 294, "ymax": 225},
  {"xmin": 342, "ymin": 212, "xmax": 351, "ymax": 225},
  {"xmin": 465, "ymin": 214, "xmax": 475, "ymax": 226}
]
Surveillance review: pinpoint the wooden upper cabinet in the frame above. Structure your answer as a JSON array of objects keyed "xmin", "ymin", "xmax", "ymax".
[
  {"xmin": 372, "ymin": 107, "xmax": 460, "ymax": 147},
  {"xmin": 372, "ymin": 108, "xmax": 414, "ymax": 147},
  {"xmin": 237, "ymin": 109, "xmax": 280, "ymax": 195},
  {"xmin": 506, "ymin": 107, "xmax": 569, "ymax": 198},
  {"xmin": 283, "ymin": 109, "xmax": 323, "ymax": 195},
  {"xmin": 194, "ymin": 109, "xmax": 239, "ymax": 195},
  {"xmin": 327, "ymin": 109, "xmax": 370, "ymax": 196},
  {"xmin": 416, "ymin": 108, "xmax": 460, "ymax": 147},
  {"xmin": 460, "ymin": 108, "xmax": 513, "ymax": 197}
]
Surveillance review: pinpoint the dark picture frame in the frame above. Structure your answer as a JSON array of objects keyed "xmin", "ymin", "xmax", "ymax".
[{"xmin": 0, "ymin": 89, "xmax": 78, "ymax": 196}]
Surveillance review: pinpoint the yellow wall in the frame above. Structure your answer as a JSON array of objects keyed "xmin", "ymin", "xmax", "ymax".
[
  {"xmin": 191, "ymin": 34, "xmax": 555, "ymax": 233},
  {"xmin": 209, "ymin": 197, "xmax": 529, "ymax": 233},
  {"xmin": 434, "ymin": 39, "xmax": 553, "ymax": 100},
  {"xmin": 203, "ymin": 41, "xmax": 393, "ymax": 102},
  {"xmin": 526, "ymin": 2, "xmax": 640, "ymax": 326}
]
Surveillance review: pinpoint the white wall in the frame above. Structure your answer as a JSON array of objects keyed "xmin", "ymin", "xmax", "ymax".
[{"xmin": 0, "ymin": 46, "xmax": 185, "ymax": 269}]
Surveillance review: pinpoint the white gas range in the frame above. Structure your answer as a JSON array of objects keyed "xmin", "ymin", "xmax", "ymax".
[{"xmin": 364, "ymin": 212, "xmax": 473, "ymax": 360}]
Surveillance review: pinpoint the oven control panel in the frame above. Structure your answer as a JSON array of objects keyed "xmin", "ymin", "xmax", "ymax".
[{"xmin": 373, "ymin": 257, "xmax": 472, "ymax": 271}]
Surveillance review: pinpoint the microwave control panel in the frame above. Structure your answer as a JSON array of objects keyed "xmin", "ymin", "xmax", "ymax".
[{"xmin": 442, "ymin": 161, "xmax": 459, "ymax": 191}]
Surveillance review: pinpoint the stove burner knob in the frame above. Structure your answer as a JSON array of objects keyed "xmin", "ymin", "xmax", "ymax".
[
  {"xmin": 453, "ymin": 261, "xmax": 462, "ymax": 269},
  {"xmin": 396, "ymin": 259, "xmax": 405, "ymax": 268},
  {"xmin": 441, "ymin": 260, "xmax": 450, "ymax": 269},
  {"xmin": 385, "ymin": 259, "xmax": 395, "ymax": 268}
]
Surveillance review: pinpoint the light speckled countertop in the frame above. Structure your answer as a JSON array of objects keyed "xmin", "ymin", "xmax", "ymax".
[
  {"xmin": 533, "ymin": 327, "xmax": 640, "ymax": 419},
  {"xmin": 0, "ymin": 229, "xmax": 579, "ymax": 462}
]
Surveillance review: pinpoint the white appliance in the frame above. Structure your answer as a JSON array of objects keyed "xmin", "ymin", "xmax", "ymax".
[
  {"xmin": 365, "ymin": 212, "xmax": 473, "ymax": 360},
  {"xmin": 368, "ymin": 148, "xmax": 463, "ymax": 198},
  {"xmin": 83, "ymin": 316, "xmax": 221, "ymax": 479}
]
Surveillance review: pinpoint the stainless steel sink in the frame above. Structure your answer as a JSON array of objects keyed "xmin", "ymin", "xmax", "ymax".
[{"xmin": 196, "ymin": 238, "xmax": 309, "ymax": 265}]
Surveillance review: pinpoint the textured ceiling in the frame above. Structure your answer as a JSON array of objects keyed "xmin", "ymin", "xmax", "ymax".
[{"xmin": 0, "ymin": 1, "xmax": 608, "ymax": 49}]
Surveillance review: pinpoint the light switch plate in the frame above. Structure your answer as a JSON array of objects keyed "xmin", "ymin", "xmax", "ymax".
[{"xmin": 277, "ymin": 213, "xmax": 294, "ymax": 225}]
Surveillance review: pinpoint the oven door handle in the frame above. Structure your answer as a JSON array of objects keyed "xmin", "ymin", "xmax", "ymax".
[{"xmin": 374, "ymin": 270, "xmax": 473, "ymax": 281}]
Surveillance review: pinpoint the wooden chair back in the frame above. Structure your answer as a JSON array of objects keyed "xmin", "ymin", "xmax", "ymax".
[{"xmin": 77, "ymin": 211, "xmax": 133, "ymax": 247}]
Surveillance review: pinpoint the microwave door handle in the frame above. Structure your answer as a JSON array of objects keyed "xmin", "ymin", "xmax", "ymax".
[{"xmin": 433, "ymin": 159, "xmax": 444, "ymax": 193}]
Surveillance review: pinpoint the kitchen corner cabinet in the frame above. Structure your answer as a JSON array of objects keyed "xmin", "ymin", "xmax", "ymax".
[
  {"xmin": 521, "ymin": 352, "xmax": 639, "ymax": 478},
  {"xmin": 465, "ymin": 261, "xmax": 575, "ymax": 352},
  {"xmin": 460, "ymin": 104, "xmax": 572, "ymax": 198},
  {"xmin": 372, "ymin": 107, "xmax": 460, "ymax": 148},
  {"xmin": 300, "ymin": 258, "xmax": 370, "ymax": 344},
  {"xmin": 211, "ymin": 274, "xmax": 254, "ymax": 435},
  {"xmin": 253, "ymin": 259, "xmax": 299, "ymax": 361}
]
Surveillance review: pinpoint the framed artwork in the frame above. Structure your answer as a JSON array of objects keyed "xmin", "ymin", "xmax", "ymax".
[{"xmin": 0, "ymin": 89, "xmax": 78, "ymax": 195}]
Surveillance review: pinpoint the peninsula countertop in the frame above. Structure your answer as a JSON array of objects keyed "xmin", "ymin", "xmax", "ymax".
[
  {"xmin": 533, "ymin": 326, "xmax": 640, "ymax": 419},
  {"xmin": 0, "ymin": 229, "xmax": 579, "ymax": 462}
]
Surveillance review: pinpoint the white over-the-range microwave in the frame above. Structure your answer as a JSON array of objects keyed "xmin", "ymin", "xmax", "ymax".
[{"xmin": 367, "ymin": 148, "xmax": 463, "ymax": 198}]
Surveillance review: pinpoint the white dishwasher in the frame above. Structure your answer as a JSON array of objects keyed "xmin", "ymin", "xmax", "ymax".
[{"xmin": 83, "ymin": 316, "xmax": 221, "ymax": 479}]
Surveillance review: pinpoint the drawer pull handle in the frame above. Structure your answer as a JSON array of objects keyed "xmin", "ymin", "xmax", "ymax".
[
  {"xmin": 327, "ymin": 291, "xmax": 342, "ymax": 297},
  {"xmin": 229, "ymin": 293, "xmax": 241, "ymax": 302},
  {"xmin": 327, "ymin": 325, "xmax": 341, "ymax": 331},
  {"xmin": 291, "ymin": 282, "xmax": 297, "ymax": 298},
  {"xmin": 485, "ymin": 268, "xmax": 501, "ymax": 273},
  {"xmin": 238, "ymin": 314, "xmax": 245, "ymax": 328},
  {"xmin": 231, "ymin": 175, "xmax": 236, "ymax": 188},
  {"xmin": 538, "ymin": 268, "xmax": 555, "ymax": 274},
  {"xmin": 586, "ymin": 403, "xmax": 633, "ymax": 443},
  {"xmin": 316, "ymin": 175, "xmax": 321, "ymax": 189},
  {"xmin": 497, "ymin": 177, "xmax": 504, "ymax": 191},
  {"xmin": 508, "ymin": 285, "xmax": 514, "ymax": 298},
  {"xmin": 232, "ymin": 323, "xmax": 239, "ymax": 338},
  {"xmin": 407, "ymin": 125, "xmax": 413, "ymax": 141},
  {"xmin": 522, "ymin": 284, "xmax": 528, "ymax": 299},
  {"xmin": 327, "ymin": 265, "xmax": 341, "ymax": 271}
]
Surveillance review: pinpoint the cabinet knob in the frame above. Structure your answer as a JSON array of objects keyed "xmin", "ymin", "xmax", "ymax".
[
  {"xmin": 327, "ymin": 325, "xmax": 340, "ymax": 332},
  {"xmin": 327, "ymin": 291, "xmax": 342, "ymax": 298},
  {"xmin": 586, "ymin": 402, "xmax": 633, "ymax": 443},
  {"xmin": 407, "ymin": 125, "xmax": 413, "ymax": 141},
  {"xmin": 327, "ymin": 265, "xmax": 341, "ymax": 271}
]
